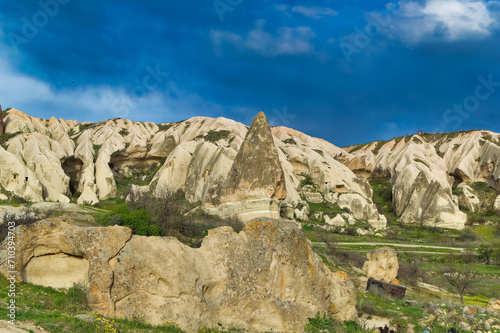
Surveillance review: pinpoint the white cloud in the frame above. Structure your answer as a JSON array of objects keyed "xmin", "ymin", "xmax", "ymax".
[
  {"xmin": 0, "ymin": 56, "xmax": 224, "ymax": 123},
  {"xmin": 380, "ymin": 0, "xmax": 497, "ymax": 43},
  {"xmin": 211, "ymin": 20, "xmax": 316, "ymax": 56},
  {"xmin": 291, "ymin": 6, "xmax": 338, "ymax": 18},
  {"xmin": 275, "ymin": 5, "xmax": 337, "ymax": 19}
]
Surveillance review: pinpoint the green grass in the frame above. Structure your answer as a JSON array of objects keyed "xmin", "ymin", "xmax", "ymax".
[
  {"xmin": 0, "ymin": 131, "xmax": 22, "ymax": 149},
  {"xmin": 372, "ymin": 140, "xmax": 388, "ymax": 155},
  {"xmin": 114, "ymin": 157, "xmax": 166, "ymax": 195},
  {"xmin": 308, "ymin": 201, "xmax": 345, "ymax": 219},
  {"xmin": 93, "ymin": 144, "xmax": 102, "ymax": 162},
  {"xmin": 370, "ymin": 178, "xmax": 398, "ymax": 224},
  {"xmin": 304, "ymin": 313, "xmax": 369, "ymax": 333},
  {"xmin": 347, "ymin": 143, "xmax": 368, "ymax": 153},
  {"xmin": 0, "ymin": 275, "xmax": 186, "ymax": 333}
]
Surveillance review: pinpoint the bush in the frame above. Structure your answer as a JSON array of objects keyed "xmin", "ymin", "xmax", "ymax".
[
  {"xmin": 0, "ymin": 205, "xmax": 40, "ymax": 242},
  {"xmin": 282, "ymin": 138, "xmax": 297, "ymax": 145},
  {"xmin": 478, "ymin": 244, "xmax": 494, "ymax": 264},
  {"xmin": 304, "ymin": 312, "xmax": 369, "ymax": 333},
  {"xmin": 397, "ymin": 252, "xmax": 424, "ymax": 286},
  {"xmin": 100, "ymin": 187, "xmax": 244, "ymax": 247},
  {"xmin": 344, "ymin": 226, "xmax": 358, "ymax": 236},
  {"xmin": 119, "ymin": 127, "xmax": 129, "ymax": 136},
  {"xmin": 300, "ymin": 174, "xmax": 315, "ymax": 187},
  {"xmin": 455, "ymin": 228, "xmax": 478, "ymax": 243},
  {"xmin": 319, "ymin": 232, "xmax": 365, "ymax": 268}
]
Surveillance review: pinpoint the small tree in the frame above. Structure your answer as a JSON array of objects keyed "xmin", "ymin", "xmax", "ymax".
[
  {"xmin": 444, "ymin": 255, "xmax": 479, "ymax": 304},
  {"xmin": 478, "ymin": 244, "xmax": 494, "ymax": 264}
]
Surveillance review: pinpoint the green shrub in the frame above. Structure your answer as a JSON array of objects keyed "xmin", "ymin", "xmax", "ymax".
[
  {"xmin": 157, "ymin": 123, "xmax": 174, "ymax": 131},
  {"xmin": 456, "ymin": 228, "xmax": 478, "ymax": 243},
  {"xmin": 300, "ymin": 174, "xmax": 315, "ymax": 187},
  {"xmin": 201, "ymin": 130, "xmax": 231, "ymax": 143},
  {"xmin": 304, "ymin": 312, "xmax": 369, "ymax": 333},
  {"xmin": 282, "ymin": 138, "xmax": 297, "ymax": 145},
  {"xmin": 119, "ymin": 127, "xmax": 129, "ymax": 136},
  {"xmin": 313, "ymin": 149, "xmax": 324, "ymax": 157}
]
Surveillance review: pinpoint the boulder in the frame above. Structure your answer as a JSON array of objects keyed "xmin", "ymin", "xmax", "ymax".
[
  {"xmin": 325, "ymin": 214, "xmax": 346, "ymax": 226},
  {"xmin": 305, "ymin": 192, "xmax": 323, "ymax": 203},
  {"xmin": 0, "ymin": 218, "xmax": 357, "ymax": 332},
  {"xmin": 487, "ymin": 298, "xmax": 500, "ymax": 312},
  {"xmin": 362, "ymin": 247, "xmax": 399, "ymax": 283},
  {"xmin": 494, "ymin": 195, "xmax": 500, "ymax": 212}
]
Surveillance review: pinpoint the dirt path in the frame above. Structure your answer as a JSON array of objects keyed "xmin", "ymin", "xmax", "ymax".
[{"xmin": 313, "ymin": 242, "xmax": 465, "ymax": 252}]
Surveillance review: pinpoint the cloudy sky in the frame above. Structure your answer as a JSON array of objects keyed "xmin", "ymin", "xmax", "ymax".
[{"xmin": 0, "ymin": 0, "xmax": 499, "ymax": 146}]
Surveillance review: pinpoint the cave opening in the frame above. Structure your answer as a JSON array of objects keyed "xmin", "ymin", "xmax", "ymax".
[{"xmin": 61, "ymin": 156, "xmax": 84, "ymax": 196}]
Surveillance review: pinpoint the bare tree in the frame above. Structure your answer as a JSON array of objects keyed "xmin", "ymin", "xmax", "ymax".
[{"xmin": 444, "ymin": 255, "xmax": 479, "ymax": 304}]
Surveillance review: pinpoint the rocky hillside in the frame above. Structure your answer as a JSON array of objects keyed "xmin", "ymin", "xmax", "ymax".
[
  {"xmin": 0, "ymin": 108, "xmax": 384, "ymax": 228},
  {"xmin": 2, "ymin": 108, "xmax": 500, "ymax": 230},
  {"xmin": 341, "ymin": 131, "xmax": 500, "ymax": 228}
]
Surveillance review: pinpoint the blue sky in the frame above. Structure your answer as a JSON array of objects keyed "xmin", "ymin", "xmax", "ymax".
[{"xmin": 0, "ymin": 0, "xmax": 499, "ymax": 146}]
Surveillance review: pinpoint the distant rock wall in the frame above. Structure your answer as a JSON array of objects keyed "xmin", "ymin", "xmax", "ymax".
[{"xmin": 339, "ymin": 132, "xmax": 500, "ymax": 229}]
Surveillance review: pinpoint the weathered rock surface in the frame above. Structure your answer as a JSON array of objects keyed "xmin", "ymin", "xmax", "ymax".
[
  {"xmin": 362, "ymin": 247, "xmax": 399, "ymax": 283},
  {"xmin": 0, "ymin": 108, "xmax": 385, "ymax": 225},
  {"xmin": 341, "ymin": 133, "xmax": 499, "ymax": 229},
  {"xmin": 488, "ymin": 298, "xmax": 500, "ymax": 312},
  {"xmin": 204, "ymin": 112, "xmax": 286, "ymax": 220},
  {"xmin": 0, "ymin": 218, "xmax": 357, "ymax": 332},
  {"xmin": 458, "ymin": 184, "xmax": 481, "ymax": 212}
]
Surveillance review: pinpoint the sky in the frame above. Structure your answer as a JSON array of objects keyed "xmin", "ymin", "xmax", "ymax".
[{"xmin": 0, "ymin": 0, "xmax": 499, "ymax": 147}]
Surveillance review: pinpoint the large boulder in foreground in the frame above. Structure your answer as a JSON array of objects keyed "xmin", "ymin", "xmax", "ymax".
[
  {"xmin": 362, "ymin": 247, "xmax": 399, "ymax": 283},
  {"xmin": 204, "ymin": 112, "xmax": 287, "ymax": 221},
  {"xmin": 0, "ymin": 218, "xmax": 356, "ymax": 332}
]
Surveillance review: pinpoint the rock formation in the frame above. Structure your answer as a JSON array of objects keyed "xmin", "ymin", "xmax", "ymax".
[
  {"xmin": 488, "ymin": 298, "xmax": 500, "ymax": 312},
  {"xmin": 5, "ymin": 107, "xmax": 500, "ymax": 229},
  {"xmin": 0, "ymin": 218, "xmax": 357, "ymax": 332},
  {"xmin": 362, "ymin": 247, "xmax": 399, "ymax": 283},
  {"xmin": 341, "ymin": 132, "xmax": 500, "ymax": 229},
  {"xmin": 204, "ymin": 112, "xmax": 286, "ymax": 220}
]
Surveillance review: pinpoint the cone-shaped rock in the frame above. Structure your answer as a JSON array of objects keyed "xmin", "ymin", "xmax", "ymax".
[{"xmin": 205, "ymin": 112, "xmax": 286, "ymax": 220}]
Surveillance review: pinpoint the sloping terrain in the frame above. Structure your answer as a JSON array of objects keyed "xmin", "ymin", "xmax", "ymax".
[
  {"xmin": 341, "ymin": 131, "xmax": 500, "ymax": 229},
  {"xmin": 0, "ymin": 108, "xmax": 384, "ymax": 227}
]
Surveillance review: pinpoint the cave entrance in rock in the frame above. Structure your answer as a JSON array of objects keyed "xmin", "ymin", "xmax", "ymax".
[
  {"xmin": 108, "ymin": 151, "xmax": 165, "ymax": 179},
  {"xmin": 449, "ymin": 173, "xmax": 464, "ymax": 188},
  {"xmin": 61, "ymin": 157, "xmax": 84, "ymax": 196}
]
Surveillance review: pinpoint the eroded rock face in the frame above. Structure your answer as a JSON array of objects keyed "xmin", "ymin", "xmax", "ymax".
[
  {"xmin": 0, "ymin": 219, "xmax": 357, "ymax": 332},
  {"xmin": 362, "ymin": 247, "xmax": 399, "ymax": 283},
  {"xmin": 0, "ymin": 218, "xmax": 132, "ymax": 316},
  {"xmin": 0, "ymin": 109, "xmax": 383, "ymax": 225},
  {"xmin": 205, "ymin": 112, "xmax": 287, "ymax": 220}
]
